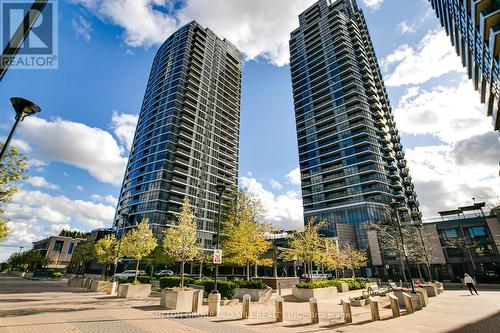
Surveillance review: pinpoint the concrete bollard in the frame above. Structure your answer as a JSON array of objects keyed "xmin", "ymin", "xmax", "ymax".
[
  {"xmin": 275, "ymin": 296, "xmax": 284, "ymax": 322},
  {"xmin": 368, "ymin": 297, "xmax": 380, "ymax": 321},
  {"xmin": 416, "ymin": 288, "xmax": 429, "ymax": 307},
  {"xmin": 309, "ymin": 298, "xmax": 319, "ymax": 324},
  {"xmin": 192, "ymin": 290, "xmax": 203, "ymax": 313},
  {"xmin": 242, "ymin": 294, "xmax": 251, "ymax": 319},
  {"xmin": 388, "ymin": 294, "xmax": 401, "ymax": 317},
  {"xmin": 208, "ymin": 292, "xmax": 221, "ymax": 317},
  {"xmin": 402, "ymin": 292, "xmax": 414, "ymax": 314},
  {"xmin": 341, "ymin": 299, "xmax": 352, "ymax": 324},
  {"xmin": 109, "ymin": 281, "xmax": 118, "ymax": 295}
]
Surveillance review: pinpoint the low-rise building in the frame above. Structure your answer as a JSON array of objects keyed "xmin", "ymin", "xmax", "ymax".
[{"xmin": 32, "ymin": 235, "xmax": 86, "ymax": 269}]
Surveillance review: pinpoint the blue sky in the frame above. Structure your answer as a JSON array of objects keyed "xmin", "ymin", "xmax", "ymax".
[{"xmin": 1, "ymin": 0, "xmax": 499, "ymax": 261}]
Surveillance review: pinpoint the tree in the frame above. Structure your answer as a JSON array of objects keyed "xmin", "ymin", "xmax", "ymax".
[
  {"xmin": 94, "ymin": 234, "xmax": 120, "ymax": 280},
  {"xmin": 284, "ymin": 217, "xmax": 328, "ymax": 282},
  {"xmin": 0, "ymin": 221, "xmax": 8, "ymax": 242},
  {"xmin": 121, "ymin": 219, "xmax": 157, "ymax": 283},
  {"xmin": 7, "ymin": 250, "xmax": 44, "ymax": 272},
  {"xmin": 405, "ymin": 226, "xmax": 438, "ymax": 280},
  {"xmin": 59, "ymin": 229, "xmax": 90, "ymax": 239},
  {"xmin": 72, "ymin": 241, "xmax": 96, "ymax": 277},
  {"xmin": 340, "ymin": 242, "xmax": 367, "ymax": 278},
  {"xmin": 221, "ymin": 189, "xmax": 272, "ymax": 280},
  {"xmin": 322, "ymin": 239, "xmax": 343, "ymax": 278},
  {"xmin": 0, "ymin": 145, "xmax": 29, "ymax": 243},
  {"xmin": 144, "ymin": 245, "xmax": 174, "ymax": 276},
  {"xmin": 163, "ymin": 197, "xmax": 200, "ymax": 288},
  {"xmin": 442, "ymin": 235, "xmax": 479, "ymax": 276}
]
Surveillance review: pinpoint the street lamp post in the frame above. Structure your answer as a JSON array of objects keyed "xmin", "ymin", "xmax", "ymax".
[
  {"xmin": 112, "ymin": 213, "xmax": 129, "ymax": 282},
  {"xmin": 213, "ymin": 184, "xmax": 226, "ymax": 294},
  {"xmin": 392, "ymin": 201, "xmax": 416, "ymax": 293},
  {"xmin": 0, "ymin": 98, "xmax": 41, "ymax": 162}
]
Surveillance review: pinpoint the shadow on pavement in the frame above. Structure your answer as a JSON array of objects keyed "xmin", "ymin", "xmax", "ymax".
[{"xmin": 445, "ymin": 310, "xmax": 500, "ymax": 333}]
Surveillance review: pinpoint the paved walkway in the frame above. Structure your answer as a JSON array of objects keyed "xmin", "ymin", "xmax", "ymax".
[{"xmin": 0, "ymin": 274, "xmax": 499, "ymax": 332}]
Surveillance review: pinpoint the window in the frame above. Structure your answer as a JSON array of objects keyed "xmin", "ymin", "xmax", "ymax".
[
  {"xmin": 53, "ymin": 240, "xmax": 64, "ymax": 253},
  {"xmin": 468, "ymin": 226, "xmax": 487, "ymax": 238},
  {"xmin": 441, "ymin": 229, "xmax": 458, "ymax": 240},
  {"xmin": 68, "ymin": 243, "xmax": 74, "ymax": 254},
  {"xmin": 475, "ymin": 244, "xmax": 494, "ymax": 257}
]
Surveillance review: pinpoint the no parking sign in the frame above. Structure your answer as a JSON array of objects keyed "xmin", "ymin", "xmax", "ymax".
[{"xmin": 213, "ymin": 249, "xmax": 222, "ymax": 264}]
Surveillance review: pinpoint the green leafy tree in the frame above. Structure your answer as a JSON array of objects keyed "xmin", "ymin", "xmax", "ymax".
[
  {"xmin": 121, "ymin": 219, "xmax": 157, "ymax": 283},
  {"xmin": 0, "ymin": 145, "xmax": 29, "ymax": 243},
  {"xmin": 144, "ymin": 245, "xmax": 174, "ymax": 275},
  {"xmin": 283, "ymin": 217, "xmax": 328, "ymax": 282},
  {"xmin": 7, "ymin": 250, "xmax": 44, "ymax": 272},
  {"xmin": 221, "ymin": 189, "xmax": 271, "ymax": 280},
  {"xmin": 163, "ymin": 197, "xmax": 200, "ymax": 288},
  {"xmin": 340, "ymin": 242, "xmax": 367, "ymax": 278},
  {"xmin": 94, "ymin": 234, "xmax": 120, "ymax": 280},
  {"xmin": 72, "ymin": 241, "xmax": 96, "ymax": 277}
]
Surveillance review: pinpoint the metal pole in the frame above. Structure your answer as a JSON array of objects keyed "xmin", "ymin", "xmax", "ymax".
[
  {"xmin": 394, "ymin": 208, "xmax": 415, "ymax": 293},
  {"xmin": 112, "ymin": 214, "xmax": 127, "ymax": 281},
  {"xmin": 214, "ymin": 192, "xmax": 223, "ymax": 293},
  {"xmin": 0, "ymin": 115, "xmax": 21, "ymax": 162}
]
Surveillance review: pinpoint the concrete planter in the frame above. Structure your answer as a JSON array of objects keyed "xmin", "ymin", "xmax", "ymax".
[
  {"xmin": 422, "ymin": 285, "xmax": 438, "ymax": 297},
  {"xmin": 67, "ymin": 277, "xmax": 84, "ymax": 287},
  {"xmin": 234, "ymin": 287, "xmax": 273, "ymax": 302},
  {"xmin": 8, "ymin": 271, "xmax": 26, "ymax": 278},
  {"xmin": 351, "ymin": 298, "xmax": 368, "ymax": 307},
  {"xmin": 292, "ymin": 286, "xmax": 337, "ymax": 301},
  {"xmin": 411, "ymin": 292, "xmax": 423, "ymax": 310},
  {"xmin": 337, "ymin": 282, "xmax": 349, "ymax": 293},
  {"xmin": 90, "ymin": 280, "xmax": 116, "ymax": 294},
  {"xmin": 83, "ymin": 278, "xmax": 94, "ymax": 289},
  {"xmin": 117, "ymin": 284, "xmax": 151, "ymax": 299},
  {"xmin": 160, "ymin": 288, "xmax": 196, "ymax": 312},
  {"xmin": 255, "ymin": 277, "xmax": 300, "ymax": 289}
]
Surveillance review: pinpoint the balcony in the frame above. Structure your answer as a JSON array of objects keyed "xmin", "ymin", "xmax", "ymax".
[
  {"xmin": 396, "ymin": 151, "xmax": 405, "ymax": 159},
  {"xmin": 398, "ymin": 160, "xmax": 407, "ymax": 168},
  {"xmin": 400, "ymin": 168, "xmax": 409, "ymax": 176},
  {"xmin": 392, "ymin": 180, "xmax": 403, "ymax": 189},
  {"xmin": 403, "ymin": 176, "xmax": 412, "ymax": 184}
]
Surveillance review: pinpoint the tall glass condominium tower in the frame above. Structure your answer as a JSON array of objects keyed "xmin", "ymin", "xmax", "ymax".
[
  {"xmin": 114, "ymin": 21, "xmax": 242, "ymax": 248},
  {"xmin": 290, "ymin": 0, "xmax": 421, "ymax": 247},
  {"xmin": 428, "ymin": 0, "xmax": 500, "ymax": 131}
]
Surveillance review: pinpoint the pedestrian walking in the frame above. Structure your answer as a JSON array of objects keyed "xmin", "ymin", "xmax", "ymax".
[{"xmin": 464, "ymin": 273, "xmax": 479, "ymax": 295}]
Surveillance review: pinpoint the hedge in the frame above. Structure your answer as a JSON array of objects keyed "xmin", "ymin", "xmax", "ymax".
[
  {"xmin": 194, "ymin": 278, "xmax": 237, "ymax": 300},
  {"xmin": 159, "ymin": 276, "xmax": 196, "ymax": 289},
  {"xmin": 296, "ymin": 278, "xmax": 373, "ymax": 290},
  {"xmin": 231, "ymin": 278, "xmax": 268, "ymax": 290}
]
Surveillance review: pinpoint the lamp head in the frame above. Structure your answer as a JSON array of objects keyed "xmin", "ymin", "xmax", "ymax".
[
  {"xmin": 215, "ymin": 184, "xmax": 226, "ymax": 197},
  {"xmin": 10, "ymin": 97, "xmax": 41, "ymax": 121}
]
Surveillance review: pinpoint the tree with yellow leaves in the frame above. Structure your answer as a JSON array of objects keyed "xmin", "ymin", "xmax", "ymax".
[
  {"xmin": 340, "ymin": 242, "xmax": 367, "ymax": 278},
  {"xmin": 222, "ymin": 189, "xmax": 271, "ymax": 280},
  {"xmin": 284, "ymin": 217, "xmax": 328, "ymax": 282},
  {"xmin": 94, "ymin": 234, "xmax": 120, "ymax": 280},
  {"xmin": 321, "ymin": 239, "xmax": 343, "ymax": 278},
  {"xmin": 163, "ymin": 197, "xmax": 200, "ymax": 288},
  {"xmin": 121, "ymin": 219, "xmax": 157, "ymax": 283}
]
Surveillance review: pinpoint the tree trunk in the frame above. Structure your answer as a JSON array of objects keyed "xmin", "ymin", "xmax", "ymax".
[
  {"xmin": 82, "ymin": 263, "xmax": 85, "ymax": 278},
  {"xmin": 308, "ymin": 261, "xmax": 313, "ymax": 283},
  {"xmin": 134, "ymin": 259, "xmax": 141, "ymax": 283},
  {"xmin": 293, "ymin": 261, "xmax": 297, "ymax": 278},
  {"xmin": 246, "ymin": 261, "xmax": 250, "ymax": 281},
  {"xmin": 417, "ymin": 264, "xmax": 422, "ymax": 280},
  {"xmin": 180, "ymin": 261, "xmax": 185, "ymax": 288},
  {"xmin": 351, "ymin": 268, "xmax": 355, "ymax": 279},
  {"xmin": 254, "ymin": 262, "xmax": 258, "ymax": 278},
  {"xmin": 425, "ymin": 263, "xmax": 433, "ymax": 281},
  {"xmin": 199, "ymin": 260, "xmax": 203, "ymax": 280},
  {"xmin": 399, "ymin": 260, "xmax": 407, "ymax": 283}
]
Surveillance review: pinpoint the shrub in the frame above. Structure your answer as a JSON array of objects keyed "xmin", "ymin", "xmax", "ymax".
[
  {"xmin": 231, "ymin": 278, "xmax": 268, "ymax": 290},
  {"xmin": 194, "ymin": 278, "xmax": 237, "ymax": 299},
  {"xmin": 159, "ymin": 276, "xmax": 195, "ymax": 289},
  {"xmin": 296, "ymin": 278, "xmax": 372, "ymax": 290},
  {"xmin": 52, "ymin": 272, "xmax": 63, "ymax": 279},
  {"xmin": 136, "ymin": 275, "xmax": 154, "ymax": 284}
]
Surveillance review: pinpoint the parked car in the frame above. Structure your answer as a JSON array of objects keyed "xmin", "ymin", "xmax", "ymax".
[
  {"xmin": 154, "ymin": 269, "xmax": 174, "ymax": 277},
  {"xmin": 114, "ymin": 270, "xmax": 147, "ymax": 280}
]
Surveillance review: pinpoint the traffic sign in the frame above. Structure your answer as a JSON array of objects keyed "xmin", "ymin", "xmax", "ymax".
[{"xmin": 213, "ymin": 249, "xmax": 222, "ymax": 264}]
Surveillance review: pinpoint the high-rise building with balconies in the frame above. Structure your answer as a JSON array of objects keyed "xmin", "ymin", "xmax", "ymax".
[
  {"xmin": 114, "ymin": 21, "xmax": 242, "ymax": 248},
  {"xmin": 289, "ymin": 0, "xmax": 421, "ymax": 248},
  {"xmin": 428, "ymin": 0, "xmax": 500, "ymax": 131}
]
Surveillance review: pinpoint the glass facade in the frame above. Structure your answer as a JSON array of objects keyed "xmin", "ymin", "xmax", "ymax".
[
  {"xmin": 289, "ymin": 0, "xmax": 421, "ymax": 248},
  {"xmin": 114, "ymin": 21, "xmax": 243, "ymax": 248},
  {"xmin": 428, "ymin": 0, "xmax": 500, "ymax": 131}
]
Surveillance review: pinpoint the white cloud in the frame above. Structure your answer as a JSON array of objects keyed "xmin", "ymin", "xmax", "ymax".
[
  {"xmin": 75, "ymin": 185, "xmax": 85, "ymax": 191},
  {"xmin": 3, "ymin": 190, "xmax": 115, "ymax": 228},
  {"xmin": 240, "ymin": 176, "xmax": 303, "ymax": 230},
  {"xmin": 394, "ymin": 77, "xmax": 491, "ymax": 143},
  {"xmin": 73, "ymin": 0, "xmax": 317, "ymax": 66},
  {"xmin": 397, "ymin": 21, "xmax": 416, "ymax": 34},
  {"xmin": 71, "ymin": 15, "xmax": 92, "ymax": 41},
  {"xmin": 25, "ymin": 176, "xmax": 60, "ymax": 191},
  {"xmin": 285, "ymin": 167, "xmax": 301, "ymax": 185},
  {"xmin": 91, "ymin": 194, "xmax": 118, "ymax": 206},
  {"xmin": 406, "ymin": 143, "xmax": 500, "ymax": 218},
  {"xmin": 111, "ymin": 112, "xmax": 138, "ymax": 150},
  {"xmin": 269, "ymin": 179, "xmax": 283, "ymax": 190},
  {"xmin": 18, "ymin": 116, "xmax": 128, "ymax": 186},
  {"xmin": 362, "ymin": 0, "xmax": 384, "ymax": 10},
  {"xmin": 383, "ymin": 30, "xmax": 463, "ymax": 86}
]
